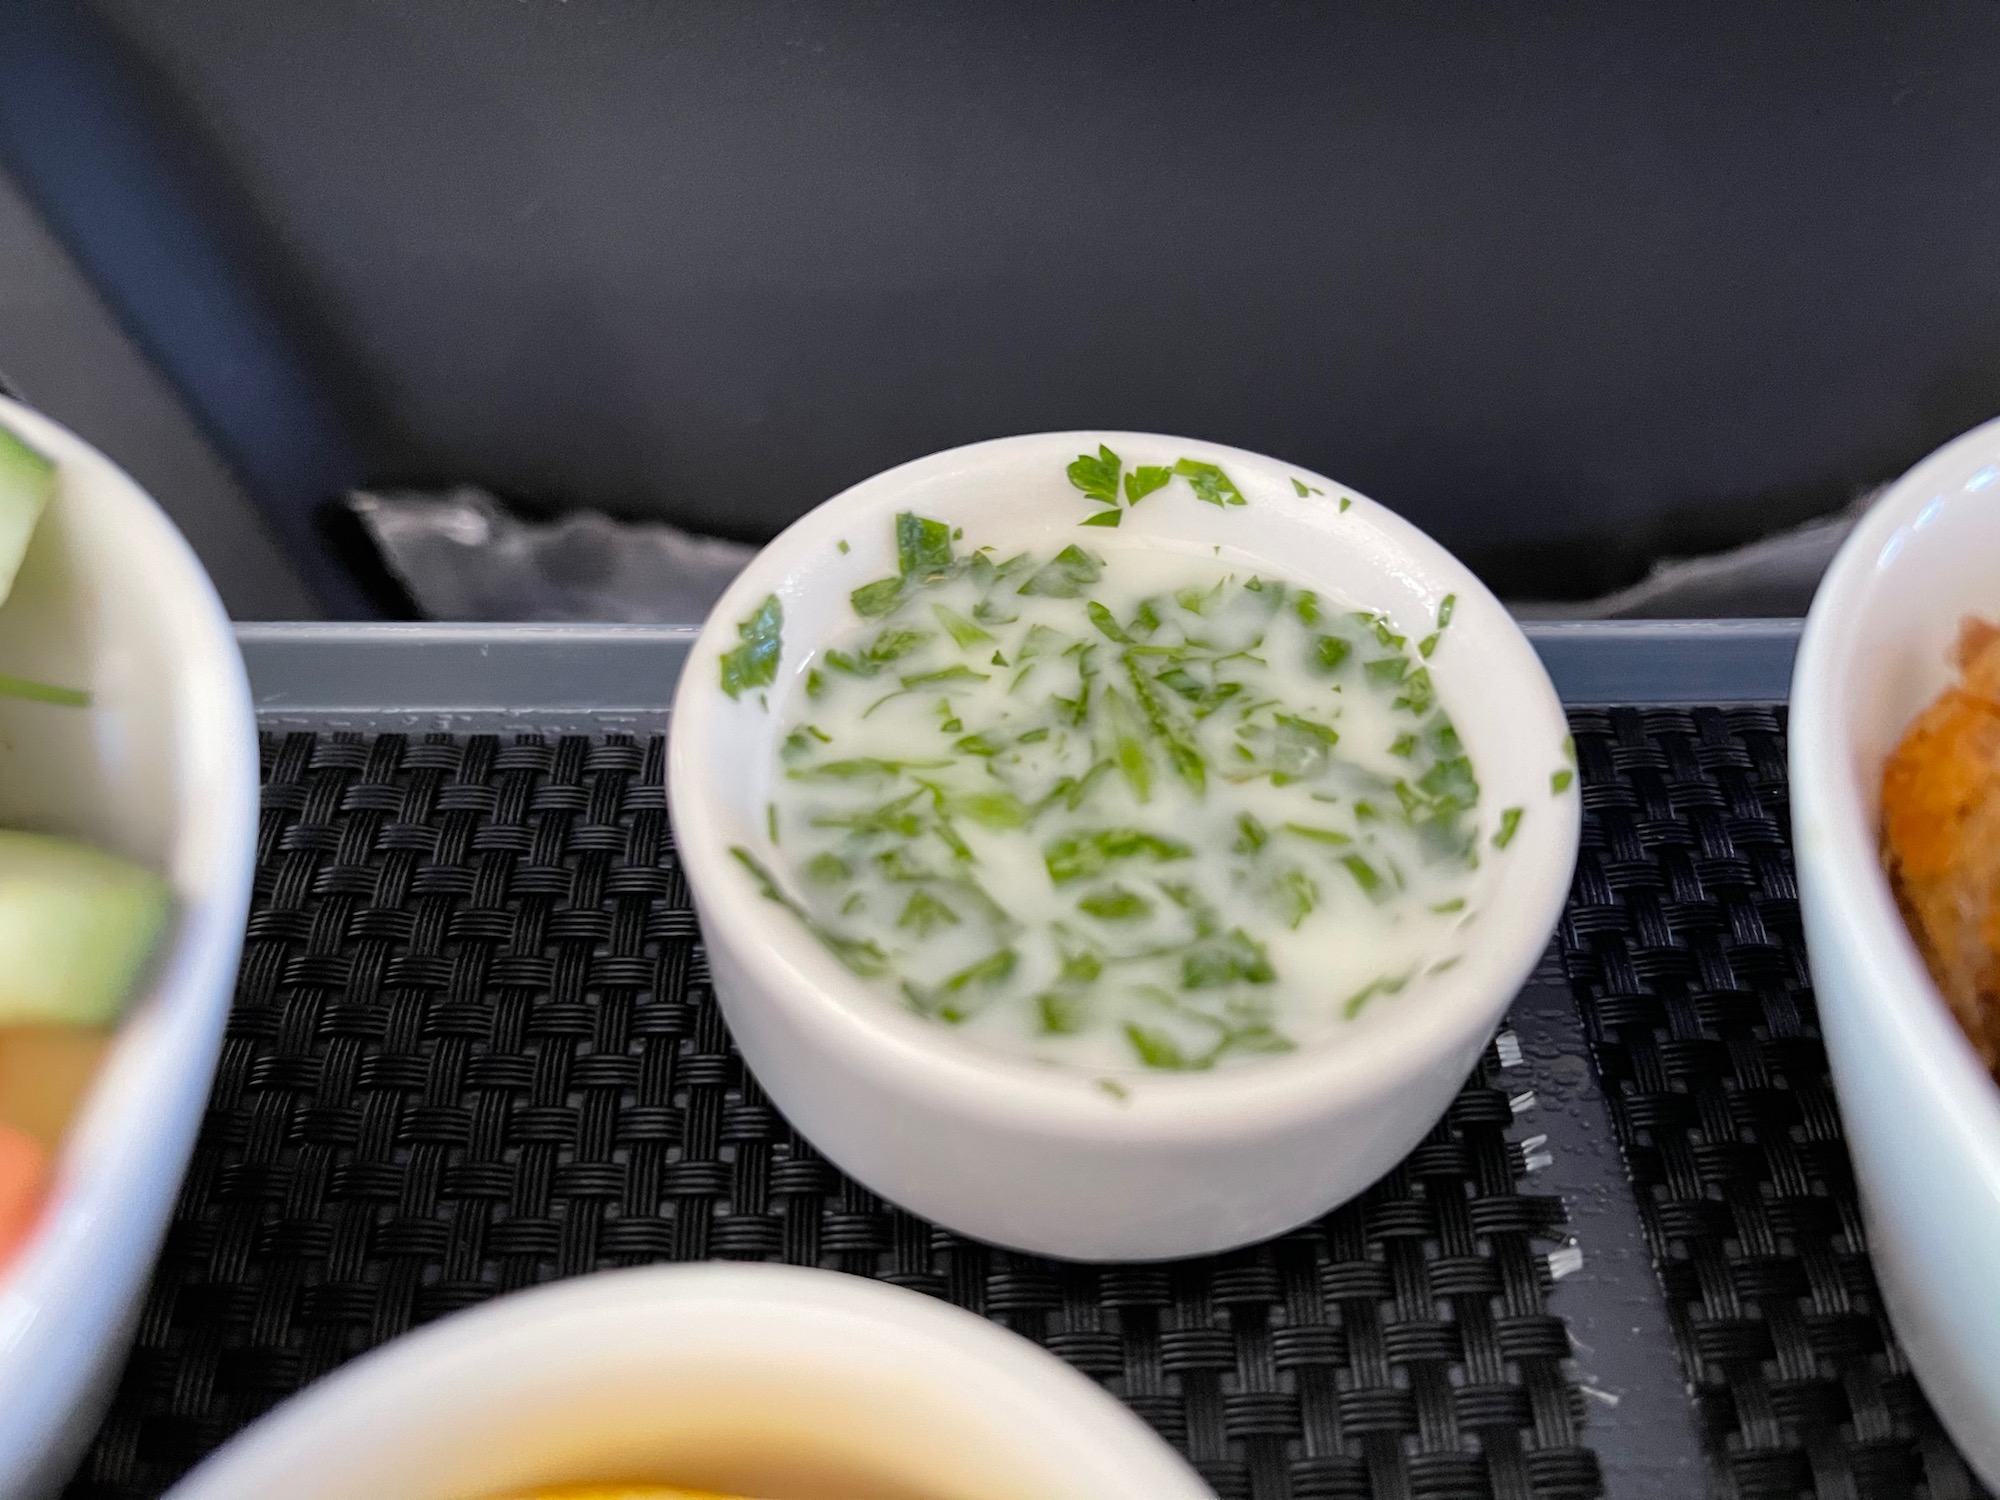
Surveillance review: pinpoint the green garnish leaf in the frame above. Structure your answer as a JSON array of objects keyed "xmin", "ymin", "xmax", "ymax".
[
  {"xmin": 1269, "ymin": 866, "xmax": 1320, "ymax": 929},
  {"xmin": 1182, "ymin": 929, "xmax": 1276, "ymax": 989},
  {"xmin": 931, "ymin": 603, "xmax": 994, "ymax": 649},
  {"xmin": 1552, "ymin": 768, "xmax": 1574, "ymax": 793},
  {"xmin": 1124, "ymin": 1022, "xmax": 1194, "ymax": 1070},
  {"xmin": 1437, "ymin": 593, "xmax": 1457, "ymax": 628},
  {"xmin": 1290, "ymin": 477, "xmax": 1310, "ymax": 496},
  {"xmin": 0, "ymin": 675, "xmax": 94, "ymax": 709},
  {"xmin": 1282, "ymin": 822, "xmax": 1352, "ymax": 847},
  {"xmin": 1066, "ymin": 445, "xmax": 1123, "ymax": 506},
  {"xmin": 1079, "ymin": 508, "xmax": 1123, "ymax": 527},
  {"xmin": 1493, "ymin": 806, "xmax": 1524, "ymax": 848},
  {"xmin": 850, "ymin": 577, "xmax": 905, "ymax": 617},
  {"xmin": 719, "ymin": 594, "xmax": 784, "ymax": 701},
  {"xmin": 1339, "ymin": 496, "xmax": 1352, "ymax": 512},
  {"xmin": 897, "ymin": 889, "xmax": 961, "ymax": 937},
  {"xmin": 1233, "ymin": 812, "xmax": 1269, "ymax": 854},
  {"xmin": 1295, "ymin": 591, "xmax": 1321, "ymax": 626},
  {"xmin": 1039, "ymin": 991, "xmax": 1087, "ymax": 1035},
  {"xmin": 1343, "ymin": 968, "xmax": 1413, "ymax": 1019},
  {"xmin": 806, "ymin": 852, "xmax": 852, "ymax": 885},
  {"xmin": 1019, "ymin": 545, "xmax": 1104, "ymax": 598},
  {"xmin": 1304, "ymin": 636, "xmax": 1352, "ymax": 676},
  {"xmin": 1125, "ymin": 465, "xmax": 1172, "ymax": 504},
  {"xmin": 1078, "ymin": 884, "xmax": 1153, "ymax": 922},
  {"xmin": 787, "ymin": 756, "xmax": 949, "ymax": 781},
  {"xmin": 1044, "ymin": 827, "xmax": 1193, "ymax": 884},
  {"xmin": 901, "ymin": 664, "xmax": 990, "ymax": 689},
  {"xmin": 1087, "ymin": 602, "xmax": 1135, "ymax": 643},
  {"xmin": 1341, "ymin": 853, "xmax": 1389, "ymax": 902},
  {"xmin": 730, "ymin": 846, "xmax": 889, "ymax": 976},
  {"xmin": 1173, "ymin": 457, "xmax": 1245, "ymax": 507},
  {"xmin": 896, "ymin": 511, "xmax": 955, "ymax": 578},
  {"xmin": 1418, "ymin": 634, "xmax": 1440, "ymax": 659},
  {"xmin": 825, "ymin": 627, "xmax": 933, "ymax": 677}
]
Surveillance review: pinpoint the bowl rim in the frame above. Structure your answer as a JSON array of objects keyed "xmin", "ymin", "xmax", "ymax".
[
  {"xmin": 668, "ymin": 429, "xmax": 1579, "ymax": 1138},
  {"xmin": 1790, "ymin": 413, "xmax": 2000, "ymax": 1167},
  {"xmin": 164, "ymin": 1261, "xmax": 1213, "ymax": 1499}
]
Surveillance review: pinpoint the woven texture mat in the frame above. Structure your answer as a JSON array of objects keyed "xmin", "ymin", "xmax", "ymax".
[
  {"xmin": 67, "ymin": 731, "xmax": 1597, "ymax": 1500},
  {"xmin": 1558, "ymin": 707, "xmax": 1986, "ymax": 1500}
]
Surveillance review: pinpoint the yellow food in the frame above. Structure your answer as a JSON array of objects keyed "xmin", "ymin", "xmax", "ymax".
[
  {"xmin": 486, "ymin": 1490, "xmax": 757, "ymax": 1500},
  {"xmin": 1881, "ymin": 616, "xmax": 2000, "ymax": 1069}
]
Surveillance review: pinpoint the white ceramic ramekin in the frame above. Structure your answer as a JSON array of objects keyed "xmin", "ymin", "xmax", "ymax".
[
  {"xmin": 0, "ymin": 398, "xmax": 259, "ymax": 1499},
  {"xmin": 163, "ymin": 1262, "xmax": 1214, "ymax": 1500},
  {"xmin": 669, "ymin": 432, "xmax": 1578, "ymax": 1261},
  {"xmin": 1792, "ymin": 413, "xmax": 2000, "ymax": 1488}
]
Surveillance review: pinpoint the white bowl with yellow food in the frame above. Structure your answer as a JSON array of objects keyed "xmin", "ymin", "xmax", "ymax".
[
  {"xmin": 668, "ymin": 432, "xmax": 1578, "ymax": 1260},
  {"xmin": 163, "ymin": 1262, "xmax": 1213, "ymax": 1500},
  {"xmin": 0, "ymin": 398, "xmax": 258, "ymax": 1498},
  {"xmin": 1792, "ymin": 412, "xmax": 2000, "ymax": 1487}
]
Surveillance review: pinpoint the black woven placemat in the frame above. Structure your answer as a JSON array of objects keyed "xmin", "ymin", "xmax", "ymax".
[
  {"xmin": 66, "ymin": 731, "xmax": 1597, "ymax": 1500},
  {"xmin": 1558, "ymin": 706, "xmax": 1987, "ymax": 1500}
]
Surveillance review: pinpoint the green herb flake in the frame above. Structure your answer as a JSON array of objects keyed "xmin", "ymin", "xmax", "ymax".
[
  {"xmin": 1552, "ymin": 768, "xmax": 1574, "ymax": 793},
  {"xmin": 719, "ymin": 593, "xmax": 784, "ymax": 701},
  {"xmin": 1341, "ymin": 853, "xmax": 1389, "ymax": 902},
  {"xmin": 1066, "ymin": 444, "xmax": 1123, "ymax": 507},
  {"xmin": 806, "ymin": 852, "xmax": 852, "ymax": 885},
  {"xmin": 931, "ymin": 603, "xmax": 994, "ymax": 649},
  {"xmin": 1096, "ymin": 1076, "xmax": 1130, "ymax": 1100},
  {"xmin": 1039, "ymin": 991, "xmax": 1087, "ymax": 1035},
  {"xmin": 1181, "ymin": 929, "xmax": 1277, "ymax": 989},
  {"xmin": 1125, "ymin": 465, "xmax": 1172, "ymax": 504},
  {"xmin": 1291, "ymin": 477, "xmax": 1324, "ymax": 497},
  {"xmin": 896, "ymin": 511, "xmax": 955, "ymax": 578},
  {"xmin": 730, "ymin": 847, "xmax": 889, "ymax": 976},
  {"xmin": 897, "ymin": 889, "xmax": 961, "ymax": 937},
  {"xmin": 1282, "ymin": 822, "xmax": 1352, "ymax": 847},
  {"xmin": 1339, "ymin": 496, "xmax": 1352, "ymax": 512},
  {"xmin": 901, "ymin": 664, "xmax": 990, "ymax": 690},
  {"xmin": 1079, "ymin": 508, "xmax": 1122, "ymax": 527},
  {"xmin": 1437, "ymin": 593, "xmax": 1457, "ymax": 629},
  {"xmin": 1019, "ymin": 545, "xmax": 1104, "ymax": 598},
  {"xmin": 1044, "ymin": 827, "xmax": 1193, "ymax": 884},
  {"xmin": 1173, "ymin": 457, "xmax": 1246, "ymax": 507},
  {"xmin": 1078, "ymin": 884, "xmax": 1153, "ymax": 922},
  {"xmin": 837, "ymin": 539, "xmax": 850, "ymax": 554},
  {"xmin": 1125, "ymin": 1023, "xmax": 1194, "ymax": 1070},
  {"xmin": 1312, "ymin": 634, "xmax": 1351, "ymax": 672},
  {"xmin": 1343, "ymin": 969, "xmax": 1413, "ymax": 1019},
  {"xmin": 850, "ymin": 577, "xmax": 904, "ymax": 618},
  {"xmin": 766, "ymin": 803, "xmax": 779, "ymax": 843},
  {"xmin": 1087, "ymin": 601, "xmax": 1135, "ymax": 643},
  {"xmin": 1234, "ymin": 812, "xmax": 1269, "ymax": 854},
  {"xmin": 1493, "ymin": 806, "xmax": 1524, "ymax": 849}
]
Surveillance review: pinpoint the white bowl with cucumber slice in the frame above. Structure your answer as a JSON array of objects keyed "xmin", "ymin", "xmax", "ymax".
[
  {"xmin": 670, "ymin": 431, "xmax": 1578, "ymax": 1261},
  {"xmin": 0, "ymin": 398, "xmax": 257, "ymax": 1498}
]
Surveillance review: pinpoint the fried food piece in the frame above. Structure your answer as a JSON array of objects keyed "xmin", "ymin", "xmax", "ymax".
[{"xmin": 1881, "ymin": 617, "xmax": 2000, "ymax": 1071}]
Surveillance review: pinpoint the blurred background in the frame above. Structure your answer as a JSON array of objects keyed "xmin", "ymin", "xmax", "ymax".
[{"xmin": 3, "ymin": 0, "xmax": 1999, "ymax": 621}]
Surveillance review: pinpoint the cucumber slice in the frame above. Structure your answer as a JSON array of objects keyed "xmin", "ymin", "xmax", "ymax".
[
  {"xmin": 0, "ymin": 832, "xmax": 169, "ymax": 1027},
  {"xmin": 0, "ymin": 421, "xmax": 52, "ymax": 608}
]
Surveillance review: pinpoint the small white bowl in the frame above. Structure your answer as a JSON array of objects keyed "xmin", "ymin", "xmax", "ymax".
[
  {"xmin": 669, "ymin": 432, "xmax": 1578, "ymax": 1260},
  {"xmin": 163, "ymin": 1262, "xmax": 1213, "ymax": 1500},
  {"xmin": 1792, "ymin": 413, "xmax": 2000, "ymax": 1487},
  {"xmin": 0, "ymin": 398, "xmax": 259, "ymax": 1499}
]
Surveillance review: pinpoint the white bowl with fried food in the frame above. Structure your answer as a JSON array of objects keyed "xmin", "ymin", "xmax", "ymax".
[{"xmin": 1792, "ymin": 412, "xmax": 2000, "ymax": 1486}]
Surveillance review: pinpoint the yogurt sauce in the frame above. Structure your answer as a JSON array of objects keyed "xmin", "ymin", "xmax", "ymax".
[{"xmin": 742, "ymin": 513, "xmax": 1516, "ymax": 1074}]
